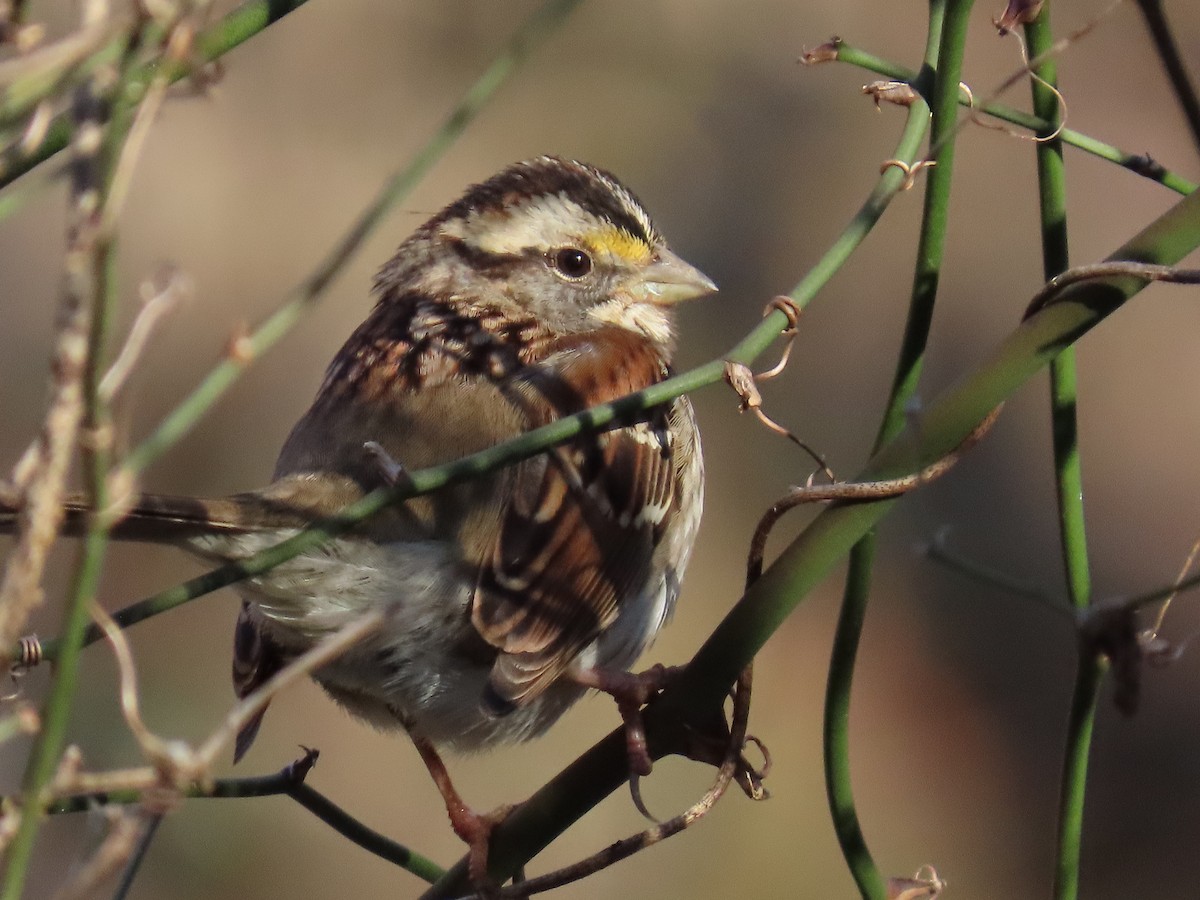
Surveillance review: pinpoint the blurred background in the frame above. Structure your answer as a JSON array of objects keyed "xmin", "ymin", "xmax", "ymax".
[{"xmin": 3, "ymin": 0, "xmax": 1200, "ymax": 896}]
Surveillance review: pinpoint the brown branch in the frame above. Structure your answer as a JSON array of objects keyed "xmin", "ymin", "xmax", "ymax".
[
  {"xmin": 1023, "ymin": 262, "xmax": 1200, "ymax": 319},
  {"xmin": 0, "ymin": 10, "xmax": 112, "ymax": 657},
  {"xmin": 747, "ymin": 404, "xmax": 1004, "ymax": 583}
]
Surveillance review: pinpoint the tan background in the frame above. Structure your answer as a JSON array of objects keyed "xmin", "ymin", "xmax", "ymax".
[{"xmin": 3, "ymin": 0, "xmax": 1200, "ymax": 896}]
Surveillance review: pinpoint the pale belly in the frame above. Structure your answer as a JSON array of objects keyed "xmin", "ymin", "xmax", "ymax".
[{"xmin": 190, "ymin": 530, "xmax": 672, "ymax": 750}]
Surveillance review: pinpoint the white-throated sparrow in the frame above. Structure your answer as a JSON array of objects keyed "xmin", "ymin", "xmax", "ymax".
[{"xmin": 4, "ymin": 157, "xmax": 715, "ymax": 777}]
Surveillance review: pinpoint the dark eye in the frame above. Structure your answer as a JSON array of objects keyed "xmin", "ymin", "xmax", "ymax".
[{"xmin": 551, "ymin": 247, "xmax": 593, "ymax": 279}]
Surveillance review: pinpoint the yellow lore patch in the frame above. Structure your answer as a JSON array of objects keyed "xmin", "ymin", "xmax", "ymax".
[{"xmin": 584, "ymin": 227, "xmax": 652, "ymax": 264}]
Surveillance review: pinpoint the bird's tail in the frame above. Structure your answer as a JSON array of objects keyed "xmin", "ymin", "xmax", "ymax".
[
  {"xmin": 1, "ymin": 490, "xmax": 303, "ymax": 764},
  {"xmin": 0, "ymin": 491, "xmax": 311, "ymax": 545}
]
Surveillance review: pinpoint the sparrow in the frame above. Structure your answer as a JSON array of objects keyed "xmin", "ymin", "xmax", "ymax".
[{"xmin": 2, "ymin": 159, "xmax": 716, "ymax": 848}]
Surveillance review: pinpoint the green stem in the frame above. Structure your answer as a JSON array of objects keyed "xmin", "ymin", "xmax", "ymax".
[
  {"xmin": 121, "ymin": 0, "xmax": 584, "ymax": 477},
  {"xmin": 1022, "ymin": 11, "xmax": 1099, "ymax": 899},
  {"xmin": 828, "ymin": 41, "xmax": 1197, "ymax": 196},
  {"xmin": 824, "ymin": 1, "xmax": 968, "ymax": 895},
  {"xmin": 1133, "ymin": 0, "xmax": 1200, "ymax": 157},
  {"xmin": 1054, "ymin": 653, "xmax": 1105, "ymax": 898},
  {"xmin": 824, "ymin": 537, "xmax": 881, "ymax": 895}
]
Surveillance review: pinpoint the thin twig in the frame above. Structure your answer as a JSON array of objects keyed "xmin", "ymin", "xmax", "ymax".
[
  {"xmin": 1145, "ymin": 537, "xmax": 1200, "ymax": 638},
  {"xmin": 1024, "ymin": 262, "xmax": 1200, "ymax": 318},
  {"xmin": 0, "ymin": 5, "xmax": 117, "ymax": 130},
  {"xmin": 40, "ymin": 750, "xmax": 446, "ymax": 884},
  {"xmin": 922, "ymin": 528, "xmax": 1068, "ymax": 615},
  {"xmin": 89, "ymin": 599, "xmax": 184, "ymax": 774},
  {"xmin": 748, "ymin": 405, "xmax": 1003, "ymax": 582},
  {"xmin": 1, "ymin": 12, "xmax": 185, "ymax": 889},
  {"xmin": 97, "ymin": 12, "xmax": 200, "ymax": 238},
  {"xmin": 969, "ymin": 26, "xmax": 1068, "ymax": 143},
  {"xmin": 109, "ymin": 811, "xmax": 162, "ymax": 900},
  {"xmin": 97, "ymin": 267, "xmax": 192, "ymax": 402},
  {"xmin": 1133, "ymin": 0, "xmax": 1200, "ymax": 157},
  {"xmin": 945, "ymin": 0, "xmax": 1125, "ymax": 152}
]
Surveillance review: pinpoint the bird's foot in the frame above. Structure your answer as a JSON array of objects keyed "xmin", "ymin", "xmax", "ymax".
[
  {"xmin": 409, "ymin": 733, "xmax": 511, "ymax": 894},
  {"xmin": 572, "ymin": 663, "xmax": 680, "ymax": 778}
]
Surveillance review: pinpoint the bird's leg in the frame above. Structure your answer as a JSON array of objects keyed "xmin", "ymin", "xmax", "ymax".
[
  {"xmin": 408, "ymin": 733, "xmax": 510, "ymax": 891},
  {"xmin": 571, "ymin": 663, "xmax": 680, "ymax": 777}
]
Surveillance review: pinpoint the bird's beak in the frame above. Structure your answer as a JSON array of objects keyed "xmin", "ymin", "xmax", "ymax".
[{"xmin": 635, "ymin": 250, "xmax": 718, "ymax": 305}]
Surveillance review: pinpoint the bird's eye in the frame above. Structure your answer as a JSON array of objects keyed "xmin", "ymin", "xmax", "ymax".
[{"xmin": 551, "ymin": 247, "xmax": 593, "ymax": 279}]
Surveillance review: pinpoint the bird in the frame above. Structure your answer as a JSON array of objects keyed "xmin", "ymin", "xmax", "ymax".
[{"xmin": 2, "ymin": 156, "xmax": 716, "ymax": 877}]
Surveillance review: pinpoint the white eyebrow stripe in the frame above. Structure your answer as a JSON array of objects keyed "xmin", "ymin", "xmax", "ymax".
[{"xmin": 441, "ymin": 193, "xmax": 608, "ymax": 257}]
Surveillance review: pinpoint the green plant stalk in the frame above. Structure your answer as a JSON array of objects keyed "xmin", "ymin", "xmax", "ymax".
[
  {"xmin": 0, "ymin": 27, "xmax": 149, "ymax": 894},
  {"xmin": 824, "ymin": 0, "xmax": 965, "ymax": 894},
  {"xmin": 829, "ymin": 42, "xmax": 1197, "ymax": 196},
  {"xmin": 1027, "ymin": 11, "xmax": 1087, "ymax": 610},
  {"xmin": 44, "ymin": 772, "xmax": 445, "ymax": 884},
  {"xmin": 824, "ymin": 537, "xmax": 881, "ymax": 894},
  {"xmin": 429, "ymin": 188, "xmax": 1200, "ymax": 896},
  {"xmin": 1054, "ymin": 651, "xmax": 1105, "ymax": 899},
  {"xmin": 121, "ymin": 0, "xmax": 584, "ymax": 477},
  {"xmin": 0, "ymin": 0, "xmax": 315, "ymax": 189},
  {"xmin": 1024, "ymin": 11, "xmax": 1097, "ymax": 900},
  {"xmin": 1134, "ymin": 0, "xmax": 1200, "ymax": 157}
]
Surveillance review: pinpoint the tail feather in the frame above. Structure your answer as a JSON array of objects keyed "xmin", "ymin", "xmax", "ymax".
[
  {"xmin": 232, "ymin": 601, "xmax": 289, "ymax": 763},
  {"xmin": 0, "ymin": 491, "xmax": 313, "ymax": 545}
]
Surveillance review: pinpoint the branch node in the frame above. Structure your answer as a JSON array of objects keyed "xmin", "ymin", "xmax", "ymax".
[{"xmin": 283, "ymin": 746, "xmax": 320, "ymax": 785}]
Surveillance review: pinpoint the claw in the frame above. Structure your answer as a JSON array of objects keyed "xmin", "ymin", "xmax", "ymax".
[{"xmin": 572, "ymin": 664, "xmax": 678, "ymax": 780}]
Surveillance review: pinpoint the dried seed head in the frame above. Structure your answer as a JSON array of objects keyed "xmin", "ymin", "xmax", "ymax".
[
  {"xmin": 993, "ymin": 0, "xmax": 1044, "ymax": 36},
  {"xmin": 799, "ymin": 38, "xmax": 841, "ymax": 65},
  {"xmin": 862, "ymin": 81, "xmax": 920, "ymax": 110}
]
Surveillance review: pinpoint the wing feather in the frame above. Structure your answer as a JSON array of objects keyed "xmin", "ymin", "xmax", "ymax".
[{"xmin": 471, "ymin": 328, "xmax": 680, "ymax": 710}]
